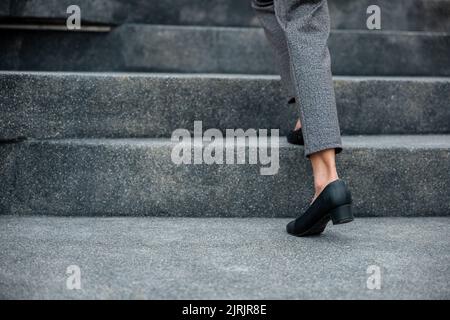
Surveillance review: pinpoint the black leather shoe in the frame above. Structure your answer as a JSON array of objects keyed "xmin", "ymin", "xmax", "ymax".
[
  {"xmin": 286, "ymin": 128, "xmax": 304, "ymax": 145},
  {"xmin": 286, "ymin": 179, "xmax": 353, "ymax": 237}
]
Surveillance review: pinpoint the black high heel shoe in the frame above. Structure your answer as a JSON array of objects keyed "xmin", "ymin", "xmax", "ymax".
[
  {"xmin": 287, "ymin": 128, "xmax": 304, "ymax": 145},
  {"xmin": 286, "ymin": 179, "xmax": 354, "ymax": 237}
]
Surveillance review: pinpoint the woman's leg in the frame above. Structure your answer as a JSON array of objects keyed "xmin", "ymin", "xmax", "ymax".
[
  {"xmin": 251, "ymin": 0, "xmax": 297, "ymax": 103},
  {"xmin": 258, "ymin": 0, "xmax": 352, "ymax": 236},
  {"xmin": 252, "ymin": 0, "xmax": 303, "ymax": 140},
  {"xmin": 272, "ymin": 0, "xmax": 342, "ymax": 201},
  {"xmin": 273, "ymin": 0, "xmax": 343, "ymax": 158},
  {"xmin": 254, "ymin": 0, "xmax": 352, "ymax": 236},
  {"xmin": 310, "ymin": 149, "xmax": 338, "ymax": 201}
]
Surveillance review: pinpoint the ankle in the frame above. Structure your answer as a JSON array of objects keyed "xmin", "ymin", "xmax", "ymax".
[
  {"xmin": 310, "ymin": 148, "xmax": 339, "ymax": 200},
  {"xmin": 294, "ymin": 119, "xmax": 301, "ymax": 130},
  {"xmin": 314, "ymin": 175, "xmax": 339, "ymax": 196}
]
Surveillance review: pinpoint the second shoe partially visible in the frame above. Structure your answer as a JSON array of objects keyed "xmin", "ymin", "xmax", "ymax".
[{"xmin": 287, "ymin": 128, "xmax": 304, "ymax": 145}]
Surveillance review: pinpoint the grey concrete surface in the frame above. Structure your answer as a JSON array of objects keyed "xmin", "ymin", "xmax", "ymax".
[
  {"xmin": 0, "ymin": 1, "xmax": 10, "ymax": 16},
  {"xmin": 0, "ymin": 216, "xmax": 448, "ymax": 299},
  {"xmin": 1, "ymin": 72, "xmax": 449, "ymax": 139},
  {"xmin": 1, "ymin": 0, "xmax": 449, "ymax": 31},
  {"xmin": 1, "ymin": 25, "xmax": 449, "ymax": 76},
  {"xmin": 1, "ymin": 136, "xmax": 449, "ymax": 217}
]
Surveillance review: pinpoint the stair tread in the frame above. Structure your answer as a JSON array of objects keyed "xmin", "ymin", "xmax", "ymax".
[
  {"xmin": 29, "ymin": 135, "xmax": 450, "ymax": 149},
  {"xmin": 3, "ymin": 70, "xmax": 450, "ymax": 80},
  {"xmin": 0, "ymin": 215, "xmax": 449, "ymax": 299}
]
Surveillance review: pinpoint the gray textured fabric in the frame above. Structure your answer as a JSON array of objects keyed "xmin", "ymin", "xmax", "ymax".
[
  {"xmin": 251, "ymin": 0, "xmax": 297, "ymax": 100},
  {"xmin": 252, "ymin": 0, "xmax": 342, "ymax": 156}
]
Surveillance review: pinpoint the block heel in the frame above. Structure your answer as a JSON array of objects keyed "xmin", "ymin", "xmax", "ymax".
[{"xmin": 330, "ymin": 204, "xmax": 354, "ymax": 225}]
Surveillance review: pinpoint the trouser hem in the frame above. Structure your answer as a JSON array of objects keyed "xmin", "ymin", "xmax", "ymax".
[{"xmin": 305, "ymin": 143, "xmax": 343, "ymax": 158}]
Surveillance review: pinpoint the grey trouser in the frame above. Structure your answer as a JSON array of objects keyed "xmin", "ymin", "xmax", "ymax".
[{"xmin": 252, "ymin": 0, "xmax": 342, "ymax": 156}]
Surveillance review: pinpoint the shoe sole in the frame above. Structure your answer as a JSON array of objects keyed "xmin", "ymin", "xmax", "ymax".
[{"xmin": 291, "ymin": 204, "xmax": 354, "ymax": 237}]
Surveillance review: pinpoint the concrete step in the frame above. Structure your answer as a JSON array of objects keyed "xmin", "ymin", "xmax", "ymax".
[
  {"xmin": 0, "ymin": 216, "xmax": 449, "ymax": 299},
  {"xmin": 1, "ymin": 0, "xmax": 449, "ymax": 31},
  {"xmin": 1, "ymin": 72, "xmax": 449, "ymax": 139},
  {"xmin": 1, "ymin": 136, "xmax": 449, "ymax": 217},
  {"xmin": 1, "ymin": 25, "xmax": 449, "ymax": 76}
]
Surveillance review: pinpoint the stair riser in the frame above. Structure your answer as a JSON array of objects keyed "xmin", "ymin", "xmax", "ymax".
[
  {"xmin": 1, "ymin": 138, "xmax": 449, "ymax": 217},
  {"xmin": 1, "ymin": 73, "xmax": 449, "ymax": 139},
  {"xmin": 1, "ymin": 26, "xmax": 449, "ymax": 76},
  {"xmin": 0, "ymin": 1, "xmax": 8, "ymax": 16},
  {"xmin": 2, "ymin": 0, "xmax": 450, "ymax": 31}
]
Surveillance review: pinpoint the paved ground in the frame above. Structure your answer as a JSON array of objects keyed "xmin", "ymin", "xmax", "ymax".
[{"xmin": 0, "ymin": 216, "xmax": 448, "ymax": 299}]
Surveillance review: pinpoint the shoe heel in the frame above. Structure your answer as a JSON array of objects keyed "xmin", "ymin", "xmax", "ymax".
[{"xmin": 330, "ymin": 204, "xmax": 354, "ymax": 225}]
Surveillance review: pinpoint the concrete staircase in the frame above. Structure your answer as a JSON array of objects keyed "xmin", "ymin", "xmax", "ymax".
[{"xmin": 0, "ymin": 0, "xmax": 449, "ymax": 299}]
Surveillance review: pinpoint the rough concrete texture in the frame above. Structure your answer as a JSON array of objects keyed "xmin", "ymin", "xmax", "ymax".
[
  {"xmin": 0, "ymin": 136, "xmax": 449, "ymax": 217},
  {"xmin": 0, "ymin": 72, "xmax": 449, "ymax": 139},
  {"xmin": 1, "ymin": 25, "xmax": 449, "ymax": 76},
  {"xmin": 0, "ymin": 0, "xmax": 10, "ymax": 16},
  {"xmin": 0, "ymin": 216, "xmax": 448, "ymax": 299},
  {"xmin": 2, "ymin": 0, "xmax": 449, "ymax": 31}
]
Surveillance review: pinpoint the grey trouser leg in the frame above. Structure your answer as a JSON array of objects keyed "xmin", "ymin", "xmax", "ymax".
[
  {"xmin": 252, "ymin": 0, "xmax": 342, "ymax": 157},
  {"xmin": 251, "ymin": 0, "xmax": 296, "ymax": 102}
]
